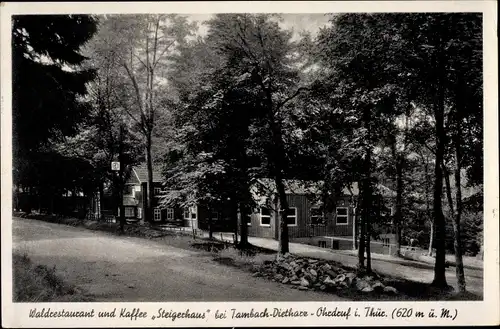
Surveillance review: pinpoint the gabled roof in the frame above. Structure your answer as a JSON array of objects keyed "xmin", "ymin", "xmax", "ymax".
[
  {"xmin": 251, "ymin": 178, "xmax": 395, "ymax": 198},
  {"xmin": 123, "ymin": 195, "xmax": 139, "ymax": 206},
  {"xmin": 132, "ymin": 164, "xmax": 164, "ymax": 183}
]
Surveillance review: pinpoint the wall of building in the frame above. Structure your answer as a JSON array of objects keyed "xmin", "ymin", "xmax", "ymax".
[
  {"xmin": 247, "ymin": 194, "xmax": 356, "ymax": 240},
  {"xmin": 197, "ymin": 204, "xmax": 235, "ymax": 232}
]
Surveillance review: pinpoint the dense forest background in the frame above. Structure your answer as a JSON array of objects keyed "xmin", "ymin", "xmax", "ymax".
[{"xmin": 12, "ymin": 13, "xmax": 483, "ymax": 292}]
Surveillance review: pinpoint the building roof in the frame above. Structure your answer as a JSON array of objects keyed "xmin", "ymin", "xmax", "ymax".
[
  {"xmin": 123, "ymin": 195, "xmax": 139, "ymax": 206},
  {"xmin": 132, "ymin": 164, "xmax": 164, "ymax": 183},
  {"xmin": 251, "ymin": 178, "xmax": 396, "ymax": 198}
]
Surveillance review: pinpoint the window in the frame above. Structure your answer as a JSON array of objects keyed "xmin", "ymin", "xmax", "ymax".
[
  {"xmin": 286, "ymin": 207, "xmax": 297, "ymax": 226},
  {"xmin": 166, "ymin": 208, "xmax": 174, "ymax": 220},
  {"xmin": 125, "ymin": 185, "xmax": 134, "ymax": 195},
  {"xmin": 137, "ymin": 207, "xmax": 142, "ymax": 219},
  {"xmin": 336, "ymin": 207, "xmax": 348, "ymax": 225},
  {"xmin": 124, "ymin": 207, "xmax": 135, "ymax": 217},
  {"xmin": 183, "ymin": 208, "xmax": 190, "ymax": 220},
  {"xmin": 311, "ymin": 207, "xmax": 325, "ymax": 225},
  {"xmin": 189, "ymin": 206, "xmax": 197, "ymax": 219},
  {"xmin": 210, "ymin": 211, "xmax": 219, "ymax": 221},
  {"xmin": 154, "ymin": 187, "xmax": 161, "ymax": 195},
  {"xmin": 245, "ymin": 213, "xmax": 252, "ymax": 226},
  {"xmin": 153, "ymin": 208, "xmax": 161, "ymax": 221},
  {"xmin": 260, "ymin": 207, "xmax": 271, "ymax": 226}
]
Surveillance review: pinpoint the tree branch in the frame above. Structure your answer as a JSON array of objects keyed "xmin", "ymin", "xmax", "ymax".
[
  {"xmin": 122, "ymin": 62, "xmax": 144, "ymax": 112},
  {"xmin": 276, "ymin": 87, "xmax": 310, "ymax": 111},
  {"xmin": 131, "ymin": 52, "xmax": 148, "ymax": 70},
  {"xmin": 153, "ymin": 40, "xmax": 176, "ymax": 69}
]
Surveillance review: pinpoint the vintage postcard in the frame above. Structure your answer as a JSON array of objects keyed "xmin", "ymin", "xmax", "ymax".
[{"xmin": 1, "ymin": 1, "xmax": 498, "ymax": 327}]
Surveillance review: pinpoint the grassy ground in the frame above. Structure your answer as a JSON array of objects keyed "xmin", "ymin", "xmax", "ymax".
[
  {"xmin": 192, "ymin": 241, "xmax": 481, "ymax": 301},
  {"xmin": 13, "ymin": 253, "xmax": 92, "ymax": 302},
  {"xmin": 399, "ymin": 248, "xmax": 483, "ymax": 270}
]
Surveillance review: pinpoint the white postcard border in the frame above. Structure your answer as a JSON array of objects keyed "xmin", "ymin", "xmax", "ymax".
[{"xmin": 1, "ymin": 1, "xmax": 498, "ymax": 327}]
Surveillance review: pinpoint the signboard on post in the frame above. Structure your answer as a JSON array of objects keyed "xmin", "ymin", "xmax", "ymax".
[{"xmin": 111, "ymin": 161, "xmax": 120, "ymax": 171}]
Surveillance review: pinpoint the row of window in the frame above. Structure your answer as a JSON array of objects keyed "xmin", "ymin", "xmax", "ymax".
[
  {"xmin": 153, "ymin": 207, "xmax": 174, "ymax": 221},
  {"xmin": 246, "ymin": 206, "xmax": 350, "ymax": 227},
  {"xmin": 149, "ymin": 206, "xmax": 352, "ymax": 225},
  {"xmin": 125, "ymin": 185, "xmax": 165, "ymax": 196}
]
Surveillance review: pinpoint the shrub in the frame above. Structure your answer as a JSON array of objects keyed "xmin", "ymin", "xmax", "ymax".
[{"xmin": 13, "ymin": 253, "xmax": 69, "ymax": 302}]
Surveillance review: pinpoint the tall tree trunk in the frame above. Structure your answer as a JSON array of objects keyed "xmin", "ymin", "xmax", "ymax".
[
  {"xmin": 359, "ymin": 107, "xmax": 373, "ymax": 272},
  {"xmin": 98, "ymin": 181, "xmax": 104, "ymax": 221},
  {"xmin": 26, "ymin": 186, "xmax": 32, "ymax": 213},
  {"xmin": 428, "ymin": 222, "xmax": 434, "ymax": 256},
  {"xmin": 208, "ymin": 207, "xmax": 213, "ymax": 240},
  {"xmin": 37, "ymin": 188, "xmax": 42, "ymax": 213},
  {"xmin": 14, "ymin": 185, "xmax": 19, "ymax": 211},
  {"xmin": 145, "ymin": 130, "xmax": 154, "ymax": 224},
  {"xmin": 366, "ymin": 221, "xmax": 372, "ymax": 273},
  {"xmin": 259, "ymin": 75, "xmax": 290, "ymax": 254},
  {"xmin": 365, "ymin": 147, "xmax": 373, "ymax": 274},
  {"xmin": 358, "ymin": 211, "xmax": 366, "ymax": 269},
  {"xmin": 239, "ymin": 203, "xmax": 249, "ymax": 248},
  {"xmin": 49, "ymin": 188, "xmax": 54, "ymax": 215},
  {"xmin": 452, "ymin": 135, "xmax": 466, "ymax": 292},
  {"xmin": 442, "ymin": 163, "xmax": 454, "ymax": 214},
  {"xmin": 232, "ymin": 201, "xmax": 239, "ymax": 245},
  {"xmin": 119, "ymin": 124, "xmax": 126, "ymax": 232},
  {"xmin": 276, "ymin": 175, "xmax": 290, "ymax": 254},
  {"xmin": 394, "ymin": 157, "xmax": 404, "ymax": 257},
  {"xmin": 423, "ymin": 154, "xmax": 434, "ymax": 256},
  {"xmin": 358, "ymin": 167, "xmax": 371, "ymax": 271},
  {"xmin": 431, "ymin": 80, "xmax": 448, "ymax": 289}
]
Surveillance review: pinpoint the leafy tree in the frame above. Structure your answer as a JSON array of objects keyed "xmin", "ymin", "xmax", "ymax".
[
  {"xmin": 163, "ymin": 34, "xmax": 262, "ymax": 246},
  {"xmin": 91, "ymin": 14, "xmax": 197, "ymax": 223},
  {"xmin": 202, "ymin": 14, "xmax": 310, "ymax": 254},
  {"xmin": 12, "ymin": 14, "xmax": 98, "ymax": 210},
  {"xmin": 316, "ymin": 13, "xmax": 409, "ymax": 272},
  {"xmin": 396, "ymin": 13, "xmax": 482, "ymax": 291}
]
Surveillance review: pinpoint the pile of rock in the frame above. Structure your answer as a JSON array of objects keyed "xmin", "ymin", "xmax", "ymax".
[{"xmin": 253, "ymin": 253, "xmax": 398, "ymax": 295}]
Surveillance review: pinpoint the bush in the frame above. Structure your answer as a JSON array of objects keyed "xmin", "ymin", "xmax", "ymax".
[{"xmin": 13, "ymin": 253, "xmax": 72, "ymax": 302}]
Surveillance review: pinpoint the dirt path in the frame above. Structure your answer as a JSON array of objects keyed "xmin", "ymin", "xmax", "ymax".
[{"xmin": 12, "ymin": 217, "xmax": 341, "ymax": 302}]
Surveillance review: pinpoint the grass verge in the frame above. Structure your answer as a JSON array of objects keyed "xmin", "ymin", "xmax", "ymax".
[
  {"xmin": 200, "ymin": 241, "xmax": 482, "ymax": 301},
  {"xmin": 13, "ymin": 253, "xmax": 91, "ymax": 302}
]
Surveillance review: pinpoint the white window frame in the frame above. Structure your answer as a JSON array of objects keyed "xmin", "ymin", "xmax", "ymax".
[
  {"xmin": 260, "ymin": 207, "xmax": 271, "ymax": 227},
  {"xmin": 154, "ymin": 187, "xmax": 161, "ymax": 195},
  {"xmin": 153, "ymin": 208, "xmax": 161, "ymax": 221},
  {"xmin": 183, "ymin": 208, "xmax": 190, "ymax": 220},
  {"xmin": 125, "ymin": 185, "xmax": 135, "ymax": 196},
  {"xmin": 166, "ymin": 208, "xmax": 174, "ymax": 220},
  {"xmin": 189, "ymin": 206, "xmax": 197, "ymax": 219},
  {"xmin": 210, "ymin": 211, "xmax": 219, "ymax": 221},
  {"xmin": 336, "ymin": 207, "xmax": 349, "ymax": 225},
  {"xmin": 310, "ymin": 207, "xmax": 325, "ymax": 226},
  {"xmin": 124, "ymin": 207, "xmax": 135, "ymax": 217},
  {"xmin": 245, "ymin": 213, "xmax": 252, "ymax": 226},
  {"xmin": 286, "ymin": 207, "xmax": 297, "ymax": 227}
]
